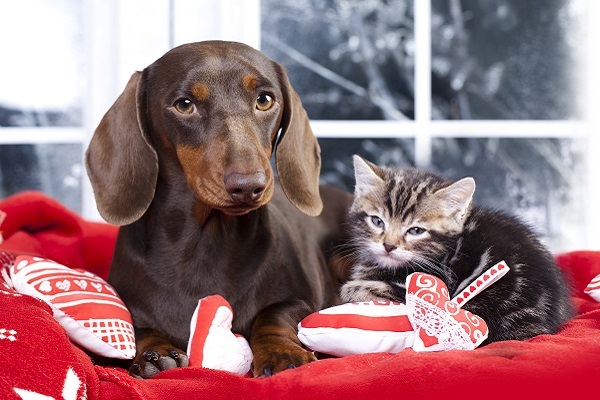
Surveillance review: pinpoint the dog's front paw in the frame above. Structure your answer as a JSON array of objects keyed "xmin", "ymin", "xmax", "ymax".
[
  {"xmin": 252, "ymin": 341, "xmax": 316, "ymax": 377},
  {"xmin": 130, "ymin": 346, "xmax": 189, "ymax": 379}
]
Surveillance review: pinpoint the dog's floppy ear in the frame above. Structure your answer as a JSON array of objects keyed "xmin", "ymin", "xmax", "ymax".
[
  {"xmin": 85, "ymin": 71, "xmax": 158, "ymax": 226},
  {"xmin": 275, "ymin": 70, "xmax": 323, "ymax": 216}
]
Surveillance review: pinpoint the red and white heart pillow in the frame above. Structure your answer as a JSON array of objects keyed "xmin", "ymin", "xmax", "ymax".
[
  {"xmin": 298, "ymin": 261, "xmax": 510, "ymax": 356},
  {"xmin": 8, "ymin": 256, "xmax": 136, "ymax": 359},
  {"xmin": 187, "ymin": 294, "xmax": 253, "ymax": 376}
]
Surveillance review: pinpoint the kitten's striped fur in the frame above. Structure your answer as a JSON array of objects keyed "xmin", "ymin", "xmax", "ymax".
[{"xmin": 339, "ymin": 155, "xmax": 573, "ymax": 343}]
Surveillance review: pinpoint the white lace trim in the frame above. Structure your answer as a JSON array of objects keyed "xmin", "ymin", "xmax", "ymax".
[{"xmin": 406, "ymin": 293, "xmax": 474, "ymax": 350}]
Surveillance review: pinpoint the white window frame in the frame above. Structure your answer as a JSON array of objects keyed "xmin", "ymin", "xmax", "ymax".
[
  {"xmin": 0, "ymin": 0, "xmax": 597, "ymax": 250},
  {"xmin": 312, "ymin": 1, "xmax": 599, "ymax": 250}
]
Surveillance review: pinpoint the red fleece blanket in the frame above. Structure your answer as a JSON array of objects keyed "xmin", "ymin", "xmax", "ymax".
[{"xmin": 1, "ymin": 191, "xmax": 599, "ymax": 399}]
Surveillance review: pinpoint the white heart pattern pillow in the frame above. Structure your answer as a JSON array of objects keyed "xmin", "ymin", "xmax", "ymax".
[{"xmin": 9, "ymin": 256, "xmax": 136, "ymax": 359}]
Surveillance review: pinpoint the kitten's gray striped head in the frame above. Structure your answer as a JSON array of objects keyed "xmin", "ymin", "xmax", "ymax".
[{"xmin": 350, "ymin": 155, "xmax": 475, "ymax": 269}]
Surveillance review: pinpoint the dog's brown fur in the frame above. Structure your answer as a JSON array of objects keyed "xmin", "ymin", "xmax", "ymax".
[{"xmin": 86, "ymin": 41, "xmax": 351, "ymax": 378}]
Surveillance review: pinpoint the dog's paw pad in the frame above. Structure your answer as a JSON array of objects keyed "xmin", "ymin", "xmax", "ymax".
[{"xmin": 130, "ymin": 346, "xmax": 188, "ymax": 379}]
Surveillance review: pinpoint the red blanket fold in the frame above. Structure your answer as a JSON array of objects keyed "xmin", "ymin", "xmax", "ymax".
[
  {"xmin": 1, "ymin": 191, "xmax": 599, "ymax": 399},
  {"xmin": 0, "ymin": 191, "xmax": 117, "ymax": 278}
]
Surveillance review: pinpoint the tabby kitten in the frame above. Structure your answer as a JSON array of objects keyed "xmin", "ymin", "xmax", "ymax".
[{"xmin": 339, "ymin": 155, "xmax": 573, "ymax": 343}]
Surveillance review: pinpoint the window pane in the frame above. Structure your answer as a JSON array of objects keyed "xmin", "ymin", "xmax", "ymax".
[
  {"xmin": 261, "ymin": 0, "xmax": 415, "ymax": 120},
  {"xmin": 0, "ymin": 0, "xmax": 85, "ymax": 127},
  {"xmin": 431, "ymin": 137, "xmax": 585, "ymax": 252},
  {"xmin": 0, "ymin": 144, "xmax": 83, "ymax": 213},
  {"xmin": 319, "ymin": 138, "xmax": 414, "ymax": 190},
  {"xmin": 431, "ymin": 0, "xmax": 585, "ymax": 120}
]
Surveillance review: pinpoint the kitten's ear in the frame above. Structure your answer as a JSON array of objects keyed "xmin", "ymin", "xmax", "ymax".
[
  {"xmin": 435, "ymin": 177, "xmax": 476, "ymax": 223},
  {"xmin": 353, "ymin": 155, "xmax": 384, "ymax": 196}
]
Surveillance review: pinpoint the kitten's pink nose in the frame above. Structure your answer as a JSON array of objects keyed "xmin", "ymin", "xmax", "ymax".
[{"xmin": 383, "ymin": 242, "xmax": 397, "ymax": 253}]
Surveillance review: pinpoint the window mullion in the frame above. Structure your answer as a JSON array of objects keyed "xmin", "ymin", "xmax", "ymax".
[
  {"xmin": 413, "ymin": 0, "xmax": 432, "ymax": 167},
  {"xmin": 0, "ymin": 128, "xmax": 85, "ymax": 144}
]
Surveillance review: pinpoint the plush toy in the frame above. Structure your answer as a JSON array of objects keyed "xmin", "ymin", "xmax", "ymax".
[
  {"xmin": 298, "ymin": 261, "xmax": 510, "ymax": 357},
  {"xmin": 187, "ymin": 294, "xmax": 253, "ymax": 376},
  {"xmin": 8, "ymin": 255, "xmax": 137, "ymax": 359}
]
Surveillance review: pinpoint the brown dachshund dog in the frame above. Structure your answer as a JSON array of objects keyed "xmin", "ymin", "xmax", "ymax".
[{"xmin": 85, "ymin": 41, "xmax": 351, "ymax": 378}]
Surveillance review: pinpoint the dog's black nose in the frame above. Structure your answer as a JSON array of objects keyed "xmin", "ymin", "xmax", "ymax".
[{"xmin": 224, "ymin": 172, "xmax": 266, "ymax": 204}]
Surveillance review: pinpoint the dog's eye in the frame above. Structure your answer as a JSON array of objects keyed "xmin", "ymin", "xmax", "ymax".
[
  {"xmin": 174, "ymin": 98, "xmax": 196, "ymax": 114},
  {"xmin": 256, "ymin": 94, "xmax": 274, "ymax": 111}
]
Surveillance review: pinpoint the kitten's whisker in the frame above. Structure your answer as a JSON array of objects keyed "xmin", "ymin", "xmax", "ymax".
[{"xmin": 411, "ymin": 255, "xmax": 455, "ymax": 284}]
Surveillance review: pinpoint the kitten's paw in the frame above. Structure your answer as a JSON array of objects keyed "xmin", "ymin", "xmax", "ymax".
[{"xmin": 340, "ymin": 280, "xmax": 396, "ymax": 303}]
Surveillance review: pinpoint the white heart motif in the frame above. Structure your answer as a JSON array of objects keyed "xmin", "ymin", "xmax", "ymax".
[
  {"xmin": 91, "ymin": 282, "xmax": 103, "ymax": 292},
  {"xmin": 56, "ymin": 280, "xmax": 71, "ymax": 291},
  {"xmin": 38, "ymin": 280, "xmax": 52, "ymax": 293},
  {"xmin": 104, "ymin": 285, "xmax": 117, "ymax": 295},
  {"xmin": 74, "ymin": 280, "xmax": 88, "ymax": 290}
]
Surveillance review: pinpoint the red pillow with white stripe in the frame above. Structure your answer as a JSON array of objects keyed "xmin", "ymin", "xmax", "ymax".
[
  {"xmin": 297, "ymin": 301, "xmax": 415, "ymax": 357},
  {"xmin": 9, "ymin": 256, "xmax": 136, "ymax": 359},
  {"xmin": 584, "ymin": 274, "xmax": 600, "ymax": 302}
]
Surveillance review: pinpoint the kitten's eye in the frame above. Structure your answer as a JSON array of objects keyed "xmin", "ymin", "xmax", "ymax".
[
  {"xmin": 407, "ymin": 227, "xmax": 427, "ymax": 236},
  {"xmin": 370, "ymin": 216, "xmax": 385, "ymax": 229},
  {"xmin": 174, "ymin": 98, "xmax": 196, "ymax": 114},
  {"xmin": 256, "ymin": 93, "xmax": 274, "ymax": 111}
]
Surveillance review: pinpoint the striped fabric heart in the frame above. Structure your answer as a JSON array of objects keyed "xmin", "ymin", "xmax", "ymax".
[
  {"xmin": 584, "ymin": 274, "xmax": 600, "ymax": 302},
  {"xmin": 298, "ymin": 301, "xmax": 415, "ymax": 357},
  {"xmin": 297, "ymin": 261, "xmax": 509, "ymax": 356},
  {"xmin": 9, "ymin": 256, "xmax": 135, "ymax": 359},
  {"xmin": 187, "ymin": 294, "xmax": 253, "ymax": 375}
]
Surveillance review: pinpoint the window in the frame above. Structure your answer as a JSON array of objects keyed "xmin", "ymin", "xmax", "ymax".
[
  {"xmin": 0, "ymin": 0, "xmax": 86, "ymax": 212},
  {"xmin": 260, "ymin": 0, "xmax": 596, "ymax": 252},
  {"xmin": 0, "ymin": 0, "xmax": 597, "ymax": 252}
]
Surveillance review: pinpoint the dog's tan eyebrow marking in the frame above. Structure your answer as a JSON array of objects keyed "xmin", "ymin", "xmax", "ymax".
[
  {"xmin": 242, "ymin": 75, "xmax": 258, "ymax": 91},
  {"xmin": 192, "ymin": 83, "xmax": 210, "ymax": 101}
]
